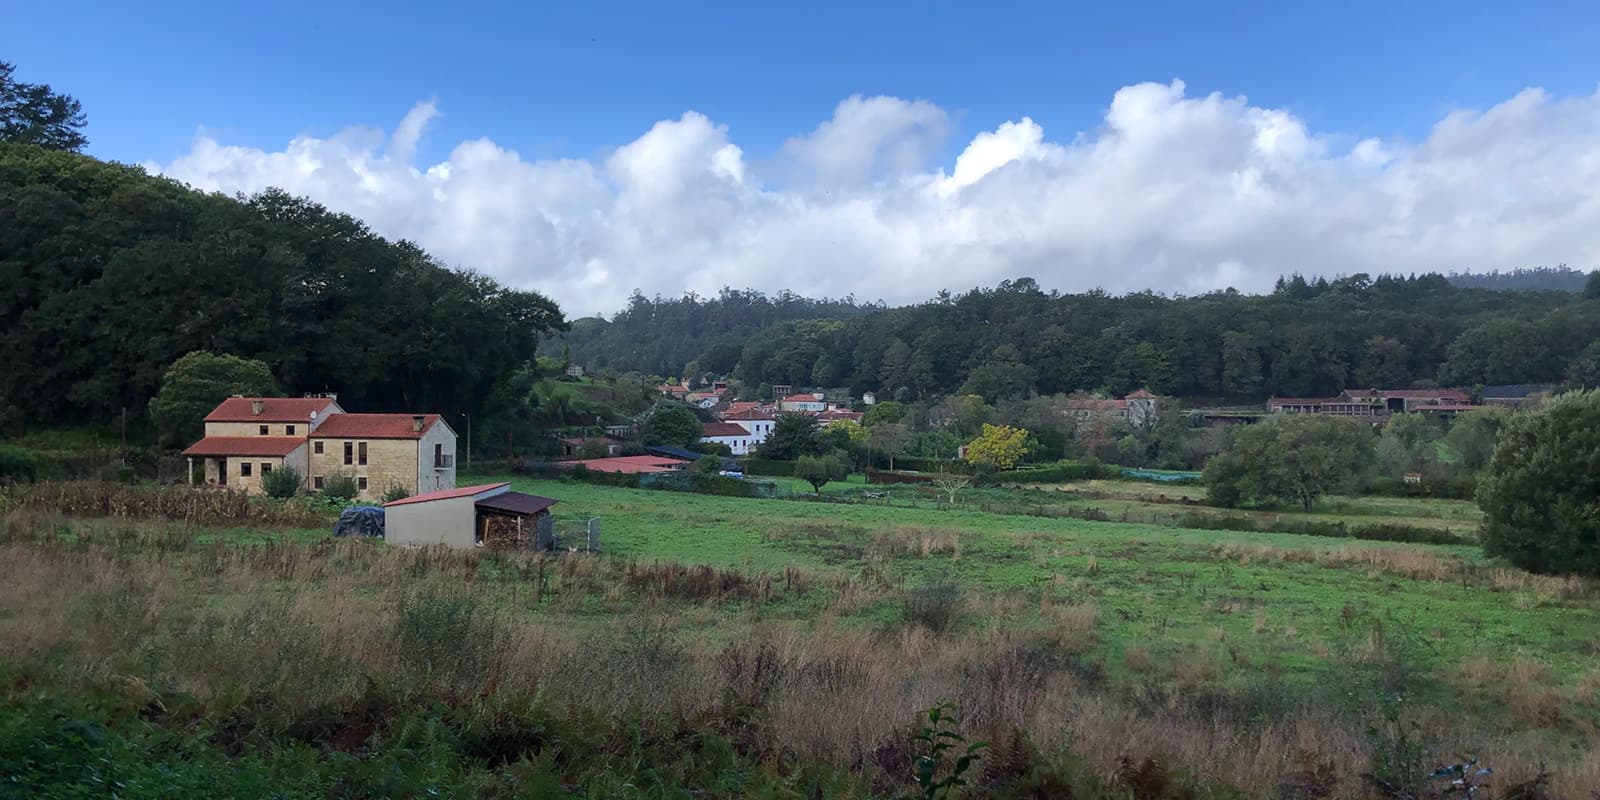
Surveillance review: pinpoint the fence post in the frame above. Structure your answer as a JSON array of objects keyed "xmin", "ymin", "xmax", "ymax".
[{"xmin": 587, "ymin": 518, "xmax": 601, "ymax": 553}]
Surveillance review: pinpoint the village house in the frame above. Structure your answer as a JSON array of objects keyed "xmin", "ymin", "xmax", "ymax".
[
  {"xmin": 779, "ymin": 393, "xmax": 827, "ymax": 412},
  {"xmin": 182, "ymin": 396, "xmax": 341, "ymax": 494},
  {"xmin": 720, "ymin": 406, "xmax": 776, "ymax": 448},
  {"xmin": 182, "ymin": 396, "xmax": 458, "ymax": 500},
  {"xmin": 699, "ymin": 421, "xmax": 759, "ymax": 455},
  {"xmin": 1058, "ymin": 389, "xmax": 1160, "ymax": 429}
]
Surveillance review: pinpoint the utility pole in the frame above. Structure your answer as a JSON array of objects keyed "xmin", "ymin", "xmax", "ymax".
[{"xmin": 462, "ymin": 413, "xmax": 471, "ymax": 469}]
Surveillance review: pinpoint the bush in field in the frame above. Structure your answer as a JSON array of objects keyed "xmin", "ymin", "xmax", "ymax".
[
  {"xmin": 260, "ymin": 465, "xmax": 301, "ymax": 499},
  {"xmin": 794, "ymin": 454, "xmax": 848, "ymax": 494},
  {"xmin": 1478, "ymin": 390, "xmax": 1600, "ymax": 576},
  {"xmin": 322, "ymin": 475, "xmax": 358, "ymax": 502},
  {"xmin": 903, "ymin": 580, "xmax": 964, "ymax": 633},
  {"xmin": 1204, "ymin": 414, "xmax": 1374, "ymax": 511},
  {"xmin": 380, "ymin": 483, "xmax": 410, "ymax": 503},
  {"xmin": 0, "ymin": 446, "xmax": 39, "ymax": 482}
]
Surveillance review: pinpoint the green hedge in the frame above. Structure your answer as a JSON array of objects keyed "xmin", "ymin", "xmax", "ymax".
[
  {"xmin": 989, "ymin": 462, "xmax": 1116, "ymax": 484},
  {"xmin": 740, "ymin": 458, "xmax": 796, "ymax": 477}
]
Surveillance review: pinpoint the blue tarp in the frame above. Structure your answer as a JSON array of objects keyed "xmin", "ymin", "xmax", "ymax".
[
  {"xmin": 1120, "ymin": 468, "xmax": 1202, "ymax": 484},
  {"xmin": 332, "ymin": 505, "xmax": 386, "ymax": 538}
]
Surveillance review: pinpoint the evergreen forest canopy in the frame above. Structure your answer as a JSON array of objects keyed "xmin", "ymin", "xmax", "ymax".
[
  {"xmin": 558, "ymin": 272, "xmax": 1600, "ymax": 402},
  {"xmin": 0, "ymin": 143, "xmax": 564, "ymax": 434}
]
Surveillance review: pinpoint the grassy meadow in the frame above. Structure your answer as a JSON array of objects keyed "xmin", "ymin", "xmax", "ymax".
[{"xmin": 1, "ymin": 476, "xmax": 1598, "ymax": 797}]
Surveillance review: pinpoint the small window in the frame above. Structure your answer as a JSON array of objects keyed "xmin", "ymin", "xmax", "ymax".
[
  {"xmin": 261, "ymin": 463, "xmax": 272, "ymax": 475},
  {"xmin": 344, "ymin": 442, "xmax": 353, "ymax": 465},
  {"xmin": 358, "ymin": 442, "xmax": 367, "ymax": 466},
  {"xmin": 313, "ymin": 476, "xmax": 324, "ymax": 490},
  {"xmin": 313, "ymin": 441, "xmax": 323, "ymax": 454},
  {"xmin": 240, "ymin": 462, "xmax": 253, "ymax": 477},
  {"xmin": 259, "ymin": 425, "xmax": 269, "ymax": 435},
  {"xmin": 286, "ymin": 424, "xmax": 296, "ymax": 436},
  {"xmin": 357, "ymin": 477, "xmax": 368, "ymax": 491}
]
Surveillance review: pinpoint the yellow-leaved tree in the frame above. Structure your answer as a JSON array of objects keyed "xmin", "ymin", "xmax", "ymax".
[{"xmin": 964, "ymin": 424, "xmax": 1031, "ymax": 471}]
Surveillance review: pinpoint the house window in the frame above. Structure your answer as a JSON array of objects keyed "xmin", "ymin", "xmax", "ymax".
[
  {"xmin": 434, "ymin": 442, "xmax": 443, "ymax": 468},
  {"xmin": 261, "ymin": 463, "xmax": 272, "ymax": 474},
  {"xmin": 344, "ymin": 442, "xmax": 353, "ymax": 465},
  {"xmin": 286, "ymin": 424, "xmax": 296, "ymax": 436},
  {"xmin": 358, "ymin": 442, "xmax": 367, "ymax": 466},
  {"xmin": 313, "ymin": 441, "xmax": 323, "ymax": 454},
  {"xmin": 357, "ymin": 477, "xmax": 368, "ymax": 491},
  {"xmin": 259, "ymin": 425, "xmax": 269, "ymax": 435},
  {"xmin": 240, "ymin": 462, "xmax": 253, "ymax": 477},
  {"xmin": 313, "ymin": 476, "xmax": 324, "ymax": 490}
]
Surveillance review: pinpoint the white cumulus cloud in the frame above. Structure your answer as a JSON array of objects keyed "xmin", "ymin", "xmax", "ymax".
[{"xmin": 151, "ymin": 80, "xmax": 1600, "ymax": 317}]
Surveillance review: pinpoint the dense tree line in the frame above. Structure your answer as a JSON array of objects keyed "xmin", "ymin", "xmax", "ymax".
[
  {"xmin": 1444, "ymin": 266, "xmax": 1592, "ymax": 293},
  {"xmin": 0, "ymin": 144, "xmax": 563, "ymax": 435},
  {"xmin": 563, "ymin": 275, "xmax": 1600, "ymax": 404},
  {"xmin": 551, "ymin": 289, "xmax": 876, "ymax": 380}
]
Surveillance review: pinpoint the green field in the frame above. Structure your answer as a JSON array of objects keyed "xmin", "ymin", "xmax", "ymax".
[
  {"xmin": 4, "ymin": 476, "xmax": 1599, "ymax": 797},
  {"xmin": 494, "ymin": 475, "xmax": 1596, "ymax": 686}
]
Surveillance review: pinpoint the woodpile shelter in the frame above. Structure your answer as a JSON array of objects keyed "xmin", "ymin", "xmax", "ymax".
[{"xmin": 383, "ymin": 482, "xmax": 557, "ymax": 550}]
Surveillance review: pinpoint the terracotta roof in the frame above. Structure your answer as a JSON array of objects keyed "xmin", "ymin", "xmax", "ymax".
[
  {"xmin": 701, "ymin": 422, "xmax": 750, "ymax": 437},
  {"xmin": 182, "ymin": 436, "xmax": 307, "ymax": 457},
  {"xmin": 384, "ymin": 482, "xmax": 508, "ymax": 507},
  {"xmin": 723, "ymin": 406, "xmax": 774, "ymax": 421},
  {"xmin": 311, "ymin": 413, "xmax": 443, "ymax": 439},
  {"xmin": 1126, "ymin": 389, "xmax": 1157, "ymax": 399},
  {"xmin": 781, "ymin": 393, "xmax": 822, "ymax": 403},
  {"xmin": 205, "ymin": 397, "xmax": 337, "ymax": 423},
  {"xmin": 1268, "ymin": 397, "xmax": 1339, "ymax": 405},
  {"xmin": 565, "ymin": 456, "xmax": 683, "ymax": 474}
]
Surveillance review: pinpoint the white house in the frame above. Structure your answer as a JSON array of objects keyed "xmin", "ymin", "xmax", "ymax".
[
  {"xmin": 861, "ymin": 391, "xmax": 877, "ymax": 406},
  {"xmin": 779, "ymin": 393, "xmax": 827, "ymax": 412},
  {"xmin": 723, "ymin": 408, "xmax": 776, "ymax": 448},
  {"xmin": 701, "ymin": 421, "xmax": 761, "ymax": 455}
]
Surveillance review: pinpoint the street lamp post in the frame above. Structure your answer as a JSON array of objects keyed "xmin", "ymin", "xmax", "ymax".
[{"xmin": 461, "ymin": 413, "xmax": 471, "ymax": 469}]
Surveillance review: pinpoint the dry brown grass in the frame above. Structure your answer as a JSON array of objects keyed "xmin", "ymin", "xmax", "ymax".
[{"xmin": 2, "ymin": 518, "xmax": 1597, "ymax": 799}]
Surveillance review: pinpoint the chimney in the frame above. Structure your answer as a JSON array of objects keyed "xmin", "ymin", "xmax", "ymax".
[
  {"xmin": 411, "ymin": 415, "xmax": 425, "ymax": 433},
  {"xmin": 251, "ymin": 400, "xmax": 264, "ymax": 416}
]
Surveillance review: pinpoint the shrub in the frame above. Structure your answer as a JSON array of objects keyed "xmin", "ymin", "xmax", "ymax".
[
  {"xmin": 0, "ymin": 446, "xmax": 39, "ymax": 482},
  {"xmin": 380, "ymin": 483, "xmax": 411, "ymax": 503},
  {"xmin": 261, "ymin": 465, "xmax": 302, "ymax": 499},
  {"xmin": 1478, "ymin": 389, "xmax": 1600, "ymax": 576},
  {"xmin": 794, "ymin": 454, "xmax": 849, "ymax": 494},
  {"xmin": 902, "ymin": 580, "xmax": 964, "ymax": 633},
  {"xmin": 322, "ymin": 475, "xmax": 358, "ymax": 501}
]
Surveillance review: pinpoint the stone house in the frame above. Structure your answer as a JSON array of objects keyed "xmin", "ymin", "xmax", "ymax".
[
  {"xmin": 182, "ymin": 396, "xmax": 457, "ymax": 500},
  {"xmin": 308, "ymin": 413, "xmax": 457, "ymax": 500}
]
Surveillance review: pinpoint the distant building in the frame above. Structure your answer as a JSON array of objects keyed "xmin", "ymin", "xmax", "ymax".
[
  {"xmin": 722, "ymin": 407, "xmax": 776, "ymax": 450},
  {"xmin": 564, "ymin": 364, "xmax": 585, "ymax": 378},
  {"xmin": 701, "ymin": 421, "xmax": 760, "ymax": 455},
  {"xmin": 771, "ymin": 384, "xmax": 793, "ymax": 400},
  {"xmin": 1480, "ymin": 384, "xmax": 1554, "ymax": 408},
  {"xmin": 779, "ymin": 393, "xmax": 828, "ymax": 412},
  {"xmin": 1267, "ymin": 388, "xmax": 1481, "ymax": 420},
  {"xmin": 1059, "ymin": 389, "xmax": 1160, "ymax": 429},
  {"xmin": 861, "ymin": 391, "xmax": 877, "ymax": 406}
]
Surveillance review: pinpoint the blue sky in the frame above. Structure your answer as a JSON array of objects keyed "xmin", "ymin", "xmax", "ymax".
[
  {"xmin": 9, "ymin": 1, "xmax": 1597, "ymax": 166},
  {"xmin": 6, "ymin": 2, "xmax": 1600, "ymax": 315}
]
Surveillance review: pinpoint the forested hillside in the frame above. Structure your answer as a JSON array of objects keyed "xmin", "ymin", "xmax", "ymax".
[
  {"xmin": 563, "ymin": 275, "xmax": 1600, "ymax": 402},
  {"xmin": 0, "ymin": 144, "xmax": 564, "ymax": 434},
  {"xmin": 551, "ymin": 289, "xmax": 875, "ymax": 378},
  {"xmin": 1445, "ymin": 266, "xmax": 1592, "ymax": 292}
]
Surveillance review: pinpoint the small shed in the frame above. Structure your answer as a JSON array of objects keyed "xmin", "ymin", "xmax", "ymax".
[{"xmin": 383, "ymin": 482, "xmax": 557, "ymax": 550}]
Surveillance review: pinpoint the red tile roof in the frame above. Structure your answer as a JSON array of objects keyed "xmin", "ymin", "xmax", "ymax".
[
  {"xmin": 722, "ymin": 406, "xmax": 774, "ymax": 421},
  {"xmin": 205, "ymin": 397, "xmax": 337, "ymax": 422},
  {"xmin": 311, "ymin": 413, "xmax": 443, "ymax": 439},
  {"xmin": 1126, "ymin": 389, "xmax": 1157, "ymax": 399},
  {"xmin": 182, "ymin": 436, "xmax": 307, "ymax": 457},
  {"xmin": 384, "ymin": 482, "xmax": 509, "ymax": 507},
  {"xmin": 781, "ymin": 393, "xmax": 822, "ymax": 403},
  {"xmin": 565, "ymin": 456, "xmax": 683, "ymax": 474},
  {"xmin": 701, "ymin": 422, "xmax": 750, "ymax": 437}
]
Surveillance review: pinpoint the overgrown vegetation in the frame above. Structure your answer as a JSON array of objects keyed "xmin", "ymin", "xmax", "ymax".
[{"xmin": 1478, "ymin": 389, "xmax": 1600, "ymax": 576}]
